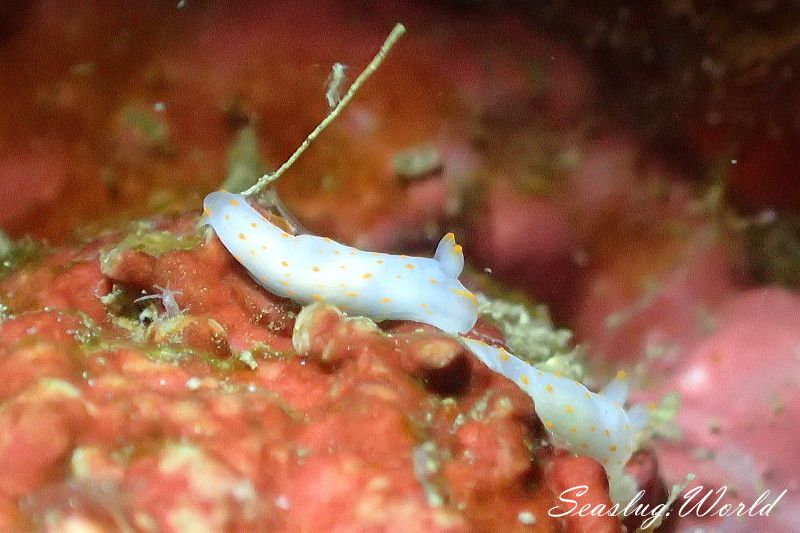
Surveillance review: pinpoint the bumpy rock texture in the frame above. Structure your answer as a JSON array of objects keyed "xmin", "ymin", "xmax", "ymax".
[{"xmin": 0, "ymin": 213, "xmax": 623, "ymax": 532}]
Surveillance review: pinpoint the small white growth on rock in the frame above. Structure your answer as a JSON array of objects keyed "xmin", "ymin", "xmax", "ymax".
[
  {"xmin": 274, "ymin": 495, "xmax": 290, "ymax": 510},
  {"xmin": 136, "ymin": 285, "xmax": 185, "ymax": 319},
  {"xmin": 238, "ymin": 350, "xmax": 258, "ymax": 370}
]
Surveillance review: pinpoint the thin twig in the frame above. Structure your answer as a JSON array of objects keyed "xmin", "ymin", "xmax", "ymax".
[{"xmin": 242, "ymin": 23, "xmax": 406, "ymax": 197}]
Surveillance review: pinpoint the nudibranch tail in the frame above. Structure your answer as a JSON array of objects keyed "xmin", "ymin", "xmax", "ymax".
[
  {"xmin": 202, "ymin": 191, "xmax": 478, "ymax": 334},
  {"xmin": 459, "ymin": 337, "xmax": 637, "ymax": 474}
]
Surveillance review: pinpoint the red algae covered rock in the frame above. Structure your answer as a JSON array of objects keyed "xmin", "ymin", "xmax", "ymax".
[
  {"xmin": 0, "ymin": 211, "xmax": 629, "ymax": 531},
  {"xmin": 545, "ymin": 453, "xmax": 622, "ymax": 533},
  {"xmin": 0, "ymin": 142, "xmax": 67, "ymax": 236}
]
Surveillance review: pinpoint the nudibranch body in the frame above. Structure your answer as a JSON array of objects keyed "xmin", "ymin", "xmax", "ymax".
[
  {"xmin": 460, "ymin": 338, "xmax": 636, "ymax": 471},
  {"xmin": 202, "ymin": 191, "xmax": 478, "ymax": 334},
  {"xmin": 202, "ymin": 190, "xmax": 641, "ymax": 493}
]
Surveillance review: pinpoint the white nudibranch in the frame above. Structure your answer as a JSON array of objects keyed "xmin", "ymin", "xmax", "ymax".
[
  {"xmin": 202, "ymin": 190, "xmax": 642, "ymax": 491},
  {"xmin": 202, "ymin": 191, "xmax": 478, "ymax": 334},
  {"xmin": 460, "ymin": 338, "xmax": 639, "ymax": 472}
]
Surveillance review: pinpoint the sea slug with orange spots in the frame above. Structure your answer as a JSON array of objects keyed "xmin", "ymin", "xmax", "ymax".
[
  {"xmin": 203, "ymin": 190, "xmax": 644, "ymax": 500},
  {"xmin": 461, "ymin": 337, "xmax": 645, "ymax": 499},
  {"xmin": 202, "ymin": 190, "xmax": 478, "ymax": 334}
]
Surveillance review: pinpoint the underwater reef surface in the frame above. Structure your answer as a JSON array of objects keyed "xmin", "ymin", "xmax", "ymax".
[
  {"xmin": 2, "ymin": 1, "xmax": 800, "ymax": 531},
  {"xmin": 0, "ymin": 210, "xmax": 641, "ymax": 532}
]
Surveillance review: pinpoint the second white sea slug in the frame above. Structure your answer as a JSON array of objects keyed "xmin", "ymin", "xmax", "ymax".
[
  {"xmin": 461, "ymin": 338, "xmax": 636, "ymax": 466},
  {"xmin": 202, "ymin": 191, "xmax": 478, "ymax": 334},
  {"xmin": 460, "ymin": 337, "xmax": 645, "ymax": 503}
]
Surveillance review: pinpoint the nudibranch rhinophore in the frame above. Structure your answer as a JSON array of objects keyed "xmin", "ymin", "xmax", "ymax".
[
  {"xmin": 202, "ymin": 191, "xmax": 478, "ymax": 334},
  {"xmin": 202, "ymin": 191, "xmax": 643, "ymax": 494}
]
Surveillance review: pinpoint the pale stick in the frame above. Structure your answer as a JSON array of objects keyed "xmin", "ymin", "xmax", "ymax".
[{"xmin": 242, "ymin": 23, "xmax": 407, "ymax": 197}]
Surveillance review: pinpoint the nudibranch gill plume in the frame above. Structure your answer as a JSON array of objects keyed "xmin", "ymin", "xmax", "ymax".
[{"xmin": 202, "ymin": 191, "xmax": 478, "ymax": 335}]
